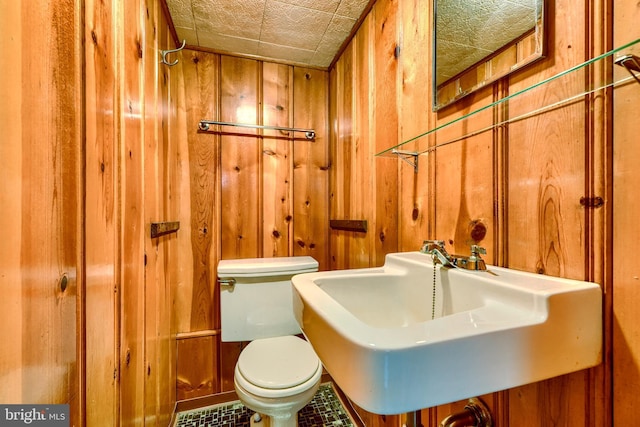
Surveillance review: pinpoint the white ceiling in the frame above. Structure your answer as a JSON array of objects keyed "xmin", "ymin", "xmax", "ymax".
[{"xmin": 165, "ymin": 0, "xmax": 372, "ymax": 69}]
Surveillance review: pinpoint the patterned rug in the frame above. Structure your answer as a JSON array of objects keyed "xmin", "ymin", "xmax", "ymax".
[{"xmin": 174, "ymin": 383, "xmax": 355, "ymax": 427}]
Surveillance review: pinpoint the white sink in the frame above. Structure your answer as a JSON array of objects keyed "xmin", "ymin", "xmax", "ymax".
[{"xmin": 291, "ymin": 251, "xmax": 602, "ymax": 414}]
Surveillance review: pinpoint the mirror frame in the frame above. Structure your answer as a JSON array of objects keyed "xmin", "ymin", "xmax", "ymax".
[{"xmin": 432, "ymin": 0, "xmax": 547, "ymax": 111}]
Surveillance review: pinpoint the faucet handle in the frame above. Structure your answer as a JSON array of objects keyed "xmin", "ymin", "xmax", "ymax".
[
  {"xmin": 467, "ymin": 245, "xmax": 487, "ymax": 271},
  {"xmin": 470, "ymin": 245, "xmax": 486, "ymax": 256},
  {"xmin": 421, "ymin": 240, "xmax": 445, "ymax": 252}
]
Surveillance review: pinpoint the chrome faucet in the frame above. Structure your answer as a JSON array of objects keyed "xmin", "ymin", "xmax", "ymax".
[
  {"xmin": 420, "ymin": 240, "xmax": 456, "ymax": 267},
  {"xmin": 420, "ymin": 240, "xmax": 488, "ymax": 271}
]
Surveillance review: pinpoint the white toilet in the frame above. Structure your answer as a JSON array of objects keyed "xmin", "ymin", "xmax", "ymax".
[{"xmin": 218, "ymin": 256, "xmax": 322, "ymax": 427}]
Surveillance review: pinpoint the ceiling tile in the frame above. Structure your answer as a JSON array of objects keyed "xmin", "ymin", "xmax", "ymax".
[
  {"xmin": 198, "ymin": 33, "xmax": 261, "ymax": 55},
  {"xmin": 336, "ymin": 0, "xmax": 371, "ymax": 19},
  {"xmin": 174, "ymin": 27, "xmax": 200, "ymax": 45},
  {"xmin": 260, "ymin": 0, "xmax": 333, "ymax": 50},
  {"xmin": 275, "ymin": 0, "xmax": 341, "ymax": 13},
  {"xmin": 166, "ymin": 0, "xmax": 371, "ymax": 68},
  {"xmin": 166, "ymin": 0, "xmax": 196, "ymax": 29},
  {"xmin": 193, "ymin": 0, "xmax": 266, "ymax": 40},
  {"xmin": 258, "ymin": 41, "xmax": 316, "ymax": 64}
]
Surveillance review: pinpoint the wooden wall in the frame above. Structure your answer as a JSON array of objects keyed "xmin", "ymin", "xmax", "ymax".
[
  {"xmin": 172, "ymin": 50, "xmax": 329, "ymax": 400},
  {"xmin": 1, "ymin": 0, "xmax": 179, "ymax": 425},
  {"xmin": 85, "ymin": 0, "xmax": 179, "ymax": 424},
  {"xmin": 0, "ymin": 0, "xmax": 83, "ymax": 423},
  {"xmin": 330, "ymin": 0, "xmax": 613, "ymax": 425},
  {"xmin": 612, "ymin": 0, "xmax": 640, "ymax": 424}
]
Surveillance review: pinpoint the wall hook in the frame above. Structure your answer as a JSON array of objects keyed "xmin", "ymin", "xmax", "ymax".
[{"xmin": 160, "ymin": 40, "xmax": 186, "ymax": 66}]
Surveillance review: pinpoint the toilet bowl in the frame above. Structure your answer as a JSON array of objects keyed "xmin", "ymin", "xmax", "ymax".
[
  {"xmin": 234, "ymin": 336, "xmax": 322, "ymax": 427},
  {"xmin": 218, "ymin": 257, "xmax": 321, "ymax": 427}
]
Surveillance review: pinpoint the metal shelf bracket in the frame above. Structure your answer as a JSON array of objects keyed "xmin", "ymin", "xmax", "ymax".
[
  {"xmin": 392, "ymin": 149, "xmax": 419, "ymax": 173},
  {"xmin": 615, "ymin": 53, "xmax": 640, "ymax": 85}
]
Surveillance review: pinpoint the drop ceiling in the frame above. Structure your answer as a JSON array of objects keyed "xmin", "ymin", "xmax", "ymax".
[{"xmin": 165, "ymin": 0, "xmax": 372, "ymax": 69}]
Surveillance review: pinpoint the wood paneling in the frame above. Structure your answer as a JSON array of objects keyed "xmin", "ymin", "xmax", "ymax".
[
  {"xmin": 176, "ymin": 335, "xmax": 216, "ymax": 400},
  {"xmin": 263, "ymin": 63, "xmax": 294, "ymax": 258},
  {"xmin": 174, "ymin": 51, "xmax": 329, "ymax": 400},
  {"xmin": 328, "ymin": 0, "xmax": 612, "ymax": 424},
  {"xmin": 85, "ymin": 0, "xmax": 119, "ymax": 422},
  {"xmin": 612, "ymin": 0, "xmax": 640, "ymax": 423},
  {"xmin": 292, "ymin": 67, "xmax": 330, "ymax": 267},
  {"xmin": 120, "ymin": 0, "xmax": 146, "ymax": 423},
  {"xmin": 397, "ymin": 0, "xmax": 432, "ymax": 252},
  {"xmin": 0, "ymin": 1, "xmax": 83, "ymax": 423},
  {"xmin": 179, "ymin": 50, "xmax": 220, "ymax": 333},
  {"xmin": 220, "ymin": 57, "xmax": 262, "ymax": 259},
  {"xmin": 0, "ymin": 1, "xmax": 84, "ymax": 423}
]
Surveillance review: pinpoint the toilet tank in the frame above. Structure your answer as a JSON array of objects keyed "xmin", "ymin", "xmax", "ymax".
[{"xmin": 218, "ymin": 256, "xmax": 319, "ymax": 342}]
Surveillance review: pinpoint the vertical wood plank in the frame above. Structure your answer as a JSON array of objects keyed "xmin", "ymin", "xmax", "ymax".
[
  {"xmin": 8, "ymin": 0, "xmax": 82, "ymax": 418},
  {"xmin": 220, "ymin": 57, "xmax": 261, "ymax": 259},
  {"xmin": 372, "ymin": 0, "xmax": 399, "ymax": 265},
  {"xmin": 15, "ymin": 1, "xmax": 83, "ymax": 416},
  {"xmin": 262, "ymin": 63, "xmax": 294, "ymax": 257},
  {"xmin": 157, "ymin": 16, "xmax": 178, "ymax": 426},
  {"xmin": 84, "ymin": 0, "xmax": 119, "ymax": 423},
  {"xmin": 180, "ymin": 50, "xmax": 219, "ymax": 332},
  {"xmin": 0, "ymin": 0, "xmax": 24, "ymax": 403},
  {"xmin": 612, "ymin": 0, "xmax": 640, "ymax": 423},
  {"xmin": 329, "ymin": 55, "xmax": 347, "ymax": 270},
  {"xmin": 397, "ymin": 0, "xmax": 432, "ymax": 251},
  {"xmin": 176, "ymin": 336, "xmax": 216, "ymax": 400},
  {"xmin": 293, "ymin": 67, "xmax": 330, "ymax": 269},
  {"xmin": 120, "ymin": 0, "xmax": 146, "ymax": 423},
  {"xmin": 352, "ymin": 15, "xmax": 376, "ymax": 268},
  {"xmin": 143, "ymin": 0, "xmax": 160, "ymax": 423},
  {"xmin": 330, "ymin": 46, "xmax": 354, "ymax": 271}
]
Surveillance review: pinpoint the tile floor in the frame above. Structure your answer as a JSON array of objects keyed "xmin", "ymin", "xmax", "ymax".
[{"xmin": 174, "ymin": 383, "xmax": 355, "ymax": 427}]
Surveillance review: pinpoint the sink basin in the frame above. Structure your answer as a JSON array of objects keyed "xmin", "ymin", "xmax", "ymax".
[{"xmin": 291, "ymin": 251, "xmax": 602, "ymax": 414}]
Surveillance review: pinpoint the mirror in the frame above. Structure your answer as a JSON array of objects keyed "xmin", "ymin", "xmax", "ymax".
[{"xmin": 433, "ymin": 0, "xmax": 545, "ymax": 110}]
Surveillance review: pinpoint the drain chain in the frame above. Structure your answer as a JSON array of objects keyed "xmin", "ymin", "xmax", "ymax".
[{"xmin": 432, "ymin": 253, "xmax": 437, "ymax": 320}]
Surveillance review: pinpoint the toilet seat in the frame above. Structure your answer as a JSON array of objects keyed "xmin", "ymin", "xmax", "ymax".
[{"xmin": 235, "ymin": 335, "xmax": 322, "ymax": 398}]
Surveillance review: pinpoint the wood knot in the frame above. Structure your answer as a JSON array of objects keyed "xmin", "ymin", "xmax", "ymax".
[{"xmin": 469, "ymin": 219, "xmax": 487, "ymax": 242}]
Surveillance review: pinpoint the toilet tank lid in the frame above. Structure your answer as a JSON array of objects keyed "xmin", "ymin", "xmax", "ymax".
[{"xmin": 217, "ymin": 256, "xmax": 319, "ymax": 277}]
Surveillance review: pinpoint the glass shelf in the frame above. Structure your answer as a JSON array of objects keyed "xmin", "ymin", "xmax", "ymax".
[{"xmin": 376, "ymin": 37, "xmax": 640, "ymax": 158}]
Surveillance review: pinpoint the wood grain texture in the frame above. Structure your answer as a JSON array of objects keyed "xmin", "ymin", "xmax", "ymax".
[
  {"xmin": 0, "ymin": 1, "xmax": 82, "ymax": 422},
  {"xmin": 84, "ymin": 0, "xmax": 119, "ymax": 423},
  {"xmin": 372, "ymin": 0, "xmax": 399, "ymax": 265},
  {"xmin": 120, "ymin": 0, "xmax": 147, "ymax": 424},
  {"xmin": 612, "ymin": 0, "xmax": 640, "ymax": 423},
  {"xmin": 328, "ymin": 0, "xmax": 611, "ymax": 424},
  {"xmin": 176, "ymin": 336, "xmax": 216, "ymax": 400},
  {"xmin": 220, "ymin": 57, "xmax": 261, "ymax": 260},
  {"xmin": 179, "ymin": 50, "xmax": 220, "ymax": 333},
  {"xmin": 397, "ymin": 0, "xmax": 432, "ymax": 252},
  {"xmin": 292, "ymin": 67, "xmax": 330, "ymax": 267},
  {"xmin": 262, "ymin": 63, "xmax": 294, "ymax": 257},
  {"xmin": 173, "ymin": 52, "xmax": 329, "ymax": 399},
  {"xmin": 0, "ymin": 0, "xmax": 24, "ymax": 403}
]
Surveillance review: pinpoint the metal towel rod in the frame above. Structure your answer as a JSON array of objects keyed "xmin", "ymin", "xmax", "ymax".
[{"xmin": 198, "ymin": 120, "xmax": 316, "ymax": 140}]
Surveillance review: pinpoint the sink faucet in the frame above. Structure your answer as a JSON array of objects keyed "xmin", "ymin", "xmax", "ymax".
[
  {"xmin": 420, "ymin": 240, "xmax": 488, "ymax": 271},
  {"xmin": 420, "ymin": 240, "xmax": 456, "ymax": 267}
]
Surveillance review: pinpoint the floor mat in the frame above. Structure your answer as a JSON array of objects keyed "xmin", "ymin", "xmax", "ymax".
[{"xmin": 174, "ymin": 383, "xmax": 355, "ymax": 427}]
